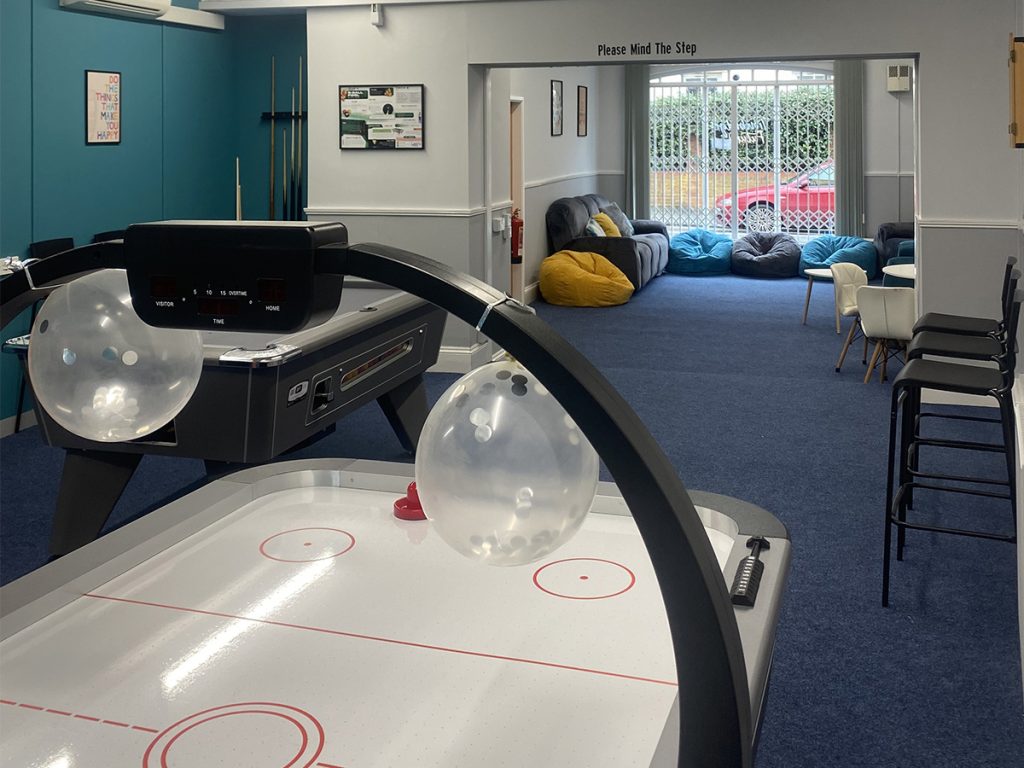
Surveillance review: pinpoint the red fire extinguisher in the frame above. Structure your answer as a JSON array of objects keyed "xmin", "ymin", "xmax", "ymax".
[{"xmin": 511, "ymin": 208, "xmax": 524, "ymax": 265}]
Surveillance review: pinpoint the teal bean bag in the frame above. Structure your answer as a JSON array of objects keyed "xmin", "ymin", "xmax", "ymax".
[
  {"xmin": 799, "ymin": 235, "xmax": 878, "ymax": 279},
  {"xmin": 882, "ymin": 241, "xmax": 915, "ymax": 288},
  {"xmin": 667, "ymin": 229, "xmax": 733, "ymax": 275}
]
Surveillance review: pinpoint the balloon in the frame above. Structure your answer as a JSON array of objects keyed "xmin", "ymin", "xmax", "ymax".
[
  {"xmin": 415, "ymin": 359, "xmax": 598, "ymax": 566},
  {"xmin": 28, "ymin": 269, "xmax": 203, "ymax": 442}
]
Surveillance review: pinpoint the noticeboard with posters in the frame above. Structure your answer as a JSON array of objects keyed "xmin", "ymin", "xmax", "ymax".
[{"xmin": 339, "ymin": 84, "xmax": 424, "ymax": 150}]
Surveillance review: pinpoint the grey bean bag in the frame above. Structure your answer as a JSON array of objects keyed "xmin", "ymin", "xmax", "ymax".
[{"xmin": 731, "ymin": 232, "xmax": 801, "ymax": 278}]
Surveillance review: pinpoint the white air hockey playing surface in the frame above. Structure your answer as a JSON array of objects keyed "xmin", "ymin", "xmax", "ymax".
[{"xmin": 0, "ymin": 460, "xmax": 784, "ymax": 768}]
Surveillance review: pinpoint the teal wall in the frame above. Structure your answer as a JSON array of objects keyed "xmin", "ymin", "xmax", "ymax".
[
  {"xmin": 231, "ymin": 15, "xmax": 308, "ymax": 221},
  {"xmin": 1, "ymin": 3, "xmax": 36, "ymax": 424},
  {"xmin": 0, "ymin": 1, "xmax": 306, "ymax": 423}
]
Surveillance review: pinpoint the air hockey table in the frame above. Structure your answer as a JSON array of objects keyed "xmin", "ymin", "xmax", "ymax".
[
  {"xmin": 2, "ymin": 223, "xmax": 446, "ymax": 556},
  {"xmin": 0, "ymin": 459, "xmax": 788, "ymax": 768},
  {"xmin": 0, "ymin": 221, "xmax": 791, "ymax": 766}
]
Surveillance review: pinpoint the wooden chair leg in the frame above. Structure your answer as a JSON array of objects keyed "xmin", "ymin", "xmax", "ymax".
[
  {"xmin": 802, "ymin": 276, "xmax": 814, "ymax": 325},
  {"xmin": 862, "ymin": 331, "xmax": 869, "ymax": 364},
  {"xmin": 864, "ymin": 341, "xmax": 883, "ymax": 383},
  {"xmin": 835, "ymin": 316, "xmax": 859, "ymax": 372}
]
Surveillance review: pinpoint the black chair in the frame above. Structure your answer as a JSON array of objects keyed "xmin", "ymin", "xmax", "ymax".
[
  {"xmin": 882, "ymin": 291, "xmax": 1022, "ymax": 607},
  {"xmin": 912, "ymin": 256, "xmax": 1017, "ymax": 338},
  {"xmin": 906, "ymin": 269, "xmax": 1019, "ymax": 365},
  {"xmin": 28, "ymin": 237, "xmax": 75, "ymax": 261},
  {"xmin": 12, "ymin": 238, "xmax": 75, "ymax": 433},
  {"xmin": 91, "ymin": 229, "xmax": 125, "ymax": 243}
]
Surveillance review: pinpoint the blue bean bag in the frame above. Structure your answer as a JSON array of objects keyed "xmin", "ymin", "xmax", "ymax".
[
  {"xmin": 799, "ymin": 235, "xmax": 878, "ymax": 279},
  {"xmin": 667, "ymin": 229, "xmax": 733, "ymax": 275}
]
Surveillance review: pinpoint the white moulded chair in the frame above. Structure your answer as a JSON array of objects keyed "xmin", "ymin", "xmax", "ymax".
[
  {"xmin": 831, "ymin": 262, "xmax": 869, "ymax": 373},
  {"xmin": 856, "ymin": 286, "xmax": 917, "ymax": 383}
]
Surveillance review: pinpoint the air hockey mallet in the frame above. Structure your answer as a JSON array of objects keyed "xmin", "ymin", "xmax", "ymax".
[{"xmin": 730, "ymin": 536, "xmax": 770, "ymax": 607}]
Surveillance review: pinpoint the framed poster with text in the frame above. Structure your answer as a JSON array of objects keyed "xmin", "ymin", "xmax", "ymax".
[
  {"xmin": 339, "ymin": 84, "xmax": 424, "ymax": 149},
  {"xmin": 86, "ymin": 70, "xmax": 121, "ymax": 145}
]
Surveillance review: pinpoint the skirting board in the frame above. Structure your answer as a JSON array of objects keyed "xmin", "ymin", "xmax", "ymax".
[
  {"xmin": 524, "ymin": 281, "xmax": 539, "ymax": 305},
  {"xmin": 429, "ymin": 342, "xmax": 495, "ymax": 374},
  {"xmin": 0, "ymin": 410, "xmax": 37, "ymax": 438}
]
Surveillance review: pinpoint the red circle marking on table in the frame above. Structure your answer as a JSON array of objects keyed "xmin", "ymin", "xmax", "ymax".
[
  {"xmin": 259, "ymin": 528, "xmax": 356, "ymax": 563},
  {"xmin": 143, "ymin": 702, "xmax": 324, "ymax": 768},
  {"xmin": 532, "ymin": 557, "xmax": 636, "ymax": 600},
  {"xmin": 161, "ymin": 710, "xmax": 307, "ymax": 768}
]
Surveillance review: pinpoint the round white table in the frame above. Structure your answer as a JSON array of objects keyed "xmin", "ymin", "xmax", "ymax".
[
  {"xmin": 882, "ymin": 263, "xmax": 917, "ymax": 281},
  {"xmin": 802, "ymin": 267, "xmax": 840, "ymax": 333}
]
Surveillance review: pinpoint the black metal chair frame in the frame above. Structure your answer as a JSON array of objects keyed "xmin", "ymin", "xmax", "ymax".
[{"xmin": 882, "ymin": 293, "xmax": 1022, "ymax": 607}]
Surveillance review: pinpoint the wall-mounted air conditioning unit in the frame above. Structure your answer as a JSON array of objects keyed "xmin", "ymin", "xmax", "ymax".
[{"xmin": 59, "ymin": 0, "xmax": 171, "ymax": 21}]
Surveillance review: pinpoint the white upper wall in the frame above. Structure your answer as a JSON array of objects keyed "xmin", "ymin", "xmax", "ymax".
[
  {"xmin": 306, "ymin": 0, "xmax": 1018, "ymax": 225},
  {"xmin": 596, "ymin": 66, "xmax": 625, "ymax": 176},
  {"xmin": 463, "ymin": 0, "xmax": 1019, "ymax": 225},
  {"xmin": 864, "ymin": 59, "xmax": 914, "ymax": 176},
  {"xmin": 306, "ymin": 3, "xmax": 474, "ymax": 211},
  {"xmin": 507, "ymin": 65, "xmax": 624, "ymax": 185}
]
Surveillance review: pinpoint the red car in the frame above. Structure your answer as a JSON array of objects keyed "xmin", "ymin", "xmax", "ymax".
[{"xmin": 714, "ymin": 160, "xmax": 835, "ymax": 232}]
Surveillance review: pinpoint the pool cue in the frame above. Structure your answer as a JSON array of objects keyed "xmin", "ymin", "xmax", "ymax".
[
  {"xmin": 282, "ymin": 127, "xmax": 288, "ymax": 220},
  {"xmin": 289, "ymin": 88, "xmax": 296, "ymax": 220},
  {"xmin": 269, "ymin": 56, "xmax": 276, "ymax": 219},
  {"xmin": 297, "ymin": 56, "xmax": 303, "ymax": 220},
  {"xmin": 235, "ymin": 156, "xmax": 242, "ymax": 220}
]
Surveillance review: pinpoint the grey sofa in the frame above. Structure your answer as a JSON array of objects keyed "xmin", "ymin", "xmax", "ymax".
[
  {"xmin": 873, "ymin": 221, "xmax": 914, "ymax": 276},
  {"xmin": 545, "ymin": 194, "xmax": 669, "ymax": 290}
]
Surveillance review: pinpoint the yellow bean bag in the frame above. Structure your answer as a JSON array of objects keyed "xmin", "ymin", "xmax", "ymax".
[{"xmin": 539, "ymin": 250, "xmax": 635, "ymax": 307}]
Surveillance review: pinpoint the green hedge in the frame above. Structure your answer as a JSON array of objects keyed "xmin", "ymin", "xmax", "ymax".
[{"xmin": 650, "ymin": 87, "xmax": 834, "ymax": 173}]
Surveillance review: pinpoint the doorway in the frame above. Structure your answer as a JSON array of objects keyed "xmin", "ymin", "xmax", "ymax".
[{"xmin": 509, "ymin": 96, "xmax": 525, "ymax": 301}]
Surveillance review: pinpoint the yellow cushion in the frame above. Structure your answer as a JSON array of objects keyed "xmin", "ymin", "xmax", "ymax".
[
  {"xmin": 539, "ymin": 250, "xmax": 635, "ymax": 307},
  {"xmin": 592, "ymin": 211, "xmax": 621, "ymax": 237}
]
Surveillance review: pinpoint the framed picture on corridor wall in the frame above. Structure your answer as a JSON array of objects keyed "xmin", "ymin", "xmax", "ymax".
[
  {"xmin": 550, "ymin": 79, "xmax": 563, "ymax": 136},
  {"xmin": 85, "ymin": 70, "xmax": 121, "ymax": 145}
]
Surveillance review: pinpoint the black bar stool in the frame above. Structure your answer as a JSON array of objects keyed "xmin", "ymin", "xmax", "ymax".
[
  {"xmin": 882, "ymin": 291, "xmax": 1022, "ymax": 607},
  {"xmin": 912, "ymin": 256, "xmax": 1017, "ymax": 338},
  {"xmin": 902, "ymin": 269, "xmax": 1020, "ymax": 495},
  {"xmin": 907, "ymin": 268, "xmax": 1019, "ymax": 365}
]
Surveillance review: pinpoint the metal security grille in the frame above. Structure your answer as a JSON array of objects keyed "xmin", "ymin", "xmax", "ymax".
[{"xmin": 650, "ymin": 67, "xmax": 834, "ymax": 239}]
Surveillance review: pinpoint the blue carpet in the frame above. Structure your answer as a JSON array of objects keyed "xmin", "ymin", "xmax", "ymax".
[{"xmin": 1, "ymin": 273, "xmax": 1021, "ymax": 766}]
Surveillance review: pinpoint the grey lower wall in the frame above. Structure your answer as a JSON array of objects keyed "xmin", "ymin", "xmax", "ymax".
[
  {"xmin": 865, "ymin": 173, "xmax": 915, "ymax": 234},
  {"xmin": 917, "ymin": 223, "xmax": 1020, "ymax": 318},
  {"xmin": 523, "ymin": 171, "xmax": 626, "ymax": 287}
]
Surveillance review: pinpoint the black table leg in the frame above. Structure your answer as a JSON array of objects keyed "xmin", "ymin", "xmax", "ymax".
[
  {"xmin": 376, "ymin": 373, "xmax": 428, "ymax": 454},
  {"xmin": 49, "ymin": 449, "xmax": 142, "ymax": 557},
  {"xmin": 13, "ymin": 301, "xmax": 39, "ymax": 434}
]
